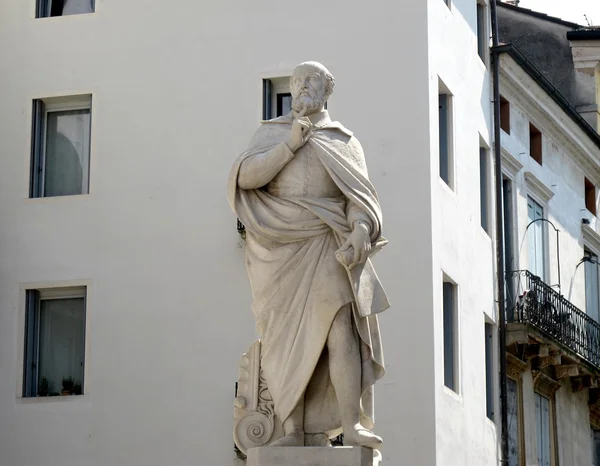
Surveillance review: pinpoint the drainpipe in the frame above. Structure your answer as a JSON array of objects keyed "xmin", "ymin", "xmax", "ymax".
[{"xmin": 490, "ymin": 1, "xmax": 509, "ymax": 464}]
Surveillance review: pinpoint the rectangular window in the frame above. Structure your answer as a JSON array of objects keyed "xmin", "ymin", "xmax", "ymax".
[
  {"xmin": 277, "ymin": 93, "xmax": 292, "ymax": 117},
  {"xmin": 507, "ymin": 378, "xmax": 521, "ymax": 466},
  {"xmin": 480, "ymin": 147, "xmax": 490, "ymax": 233},
  {"xmin": 585, "ymin": 249, "xmax": 600, "ymax": 323},
  {"xmin": 23, "ymin": 287, "xmax": 86, "ymax": 397},
  {"xmin": 439, "ymin": 92, "xmax": 453, "ymax": 187},
  {"xmin": 484, "ymin": 322, "xmax": 494, "ymax": 419},
  {"xmin": 30, "ymin": 95, "xmax": 92, "ymax": 198},
  {"xmin": 476, "ymin": 2, "xmax": 487, "ymax": 61},
  {"xmin": 443, "ymin": 280, "xmax": 458, "ymax": 392},
  {"xmin": 500, "ymin": 96, "xmax": 510, "ymax": 134},
  {"xmin": 263, "ymin": 77, "xmax": 326, "ymax": 120},
  {"xmin": 535, "ymin": 392, "xmax": 552, "ymax": 466},
  {"xmin": 529, "ymin": 123, "xmax": 543, "ymax": 165},
  {"xmin": 527, "ymin": 196, "xmax": 545, "ymax": 280},
  {"xmin": 586, "ymin": 177, "xmax": 597, "ymax": 216},
  {"xmin": 36, "ymin": 0, "xmax": 95, "ymax": 18}
]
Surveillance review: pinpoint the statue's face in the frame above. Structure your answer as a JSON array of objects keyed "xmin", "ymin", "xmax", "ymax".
[{"xmin": 290, "ymin": 64, "xmax": 327, "ymax": 114}]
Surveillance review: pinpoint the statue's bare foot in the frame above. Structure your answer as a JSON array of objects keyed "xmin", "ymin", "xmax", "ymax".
[
  {"xmin": 344, "ymin": 425, "xmax": 383, "ymax": 449},
  {"xmin": 270, "ymin": 431, "xmax": 304, "ymax": 447}
]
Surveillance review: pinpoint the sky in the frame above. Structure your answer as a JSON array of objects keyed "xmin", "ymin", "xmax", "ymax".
[{"xmin": 518, "ymin": 0, "xmax": 600, "ymax": 26}]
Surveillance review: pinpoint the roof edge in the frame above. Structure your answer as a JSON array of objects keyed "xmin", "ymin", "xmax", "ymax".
[
  {"xmin": 493, "ymin": 43, "xmax": 600, "ymax": 150},
  {"xmin": 497, "ymin": 2, "xmax": 583, "ymax": 29},
  {"xmin": 567, "ymin": 29, "xmax": 600, "ymax": 41}
]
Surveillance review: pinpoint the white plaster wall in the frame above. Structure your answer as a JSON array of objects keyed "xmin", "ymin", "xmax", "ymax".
[
  {"xmin": 500, "ymin": 55, "xmax": 600, "ymax": 466},
  {"xmin": 0, "ymin": 1, "xmax": 438, "ymax": 466},
  {"xmin": 428, "ymin": 0, "xmax": 498, "ymax": 465}
]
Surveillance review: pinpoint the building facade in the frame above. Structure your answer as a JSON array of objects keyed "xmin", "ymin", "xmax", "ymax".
[
  {"xmin": 0, "ymin": 0, "xmax": 497, "ymax": 465},
  {"xmin": 497, "ymin": 3, "xmax": 600, "ymax": 464}
]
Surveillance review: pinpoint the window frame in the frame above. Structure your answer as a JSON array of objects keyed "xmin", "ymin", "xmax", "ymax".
[
  {"xmin": 476, "ymin": 0, "xmax": 488, "ymax": 63},
  {"xmin": 500, "ymin": 96, "xmax": 511, "ymax": 134},
  {"xmin": 506, "ymin": 376, "xmax": 524, "ymax": 466},
  {"xmin": 534, "ymin": 391, "xmax": 555, "ymax": 466},
  {"xmin": 584, "ymin": 247, "xmax": 600, "ymax": 323},
  {"xmin": 36, "ymin": 0, "xmax": 96, "ymax": 18},
  {"xmin": 586, "ymin": 177, "xmax": 597, "ymax": 216},
  {"xmin": 442, "ymin": 276, "xmax": 460, "ymax": 393},
  {"xmin": 529, "ymin": 122, "xmax": 543, "ymax": 165},
  {"xmin": 23, "ymin": 286, "xmax": 87, "ymax": 398},
  {"xmin": 480, "ymin": 144, "xmax": 492, "ymax": 234},
  {"xmin": 526, "ymin": 195, "xmax": 547, "ymax": 281},
  {"xmin": 484, "ymin": 321, "xmax": 495, "ymax": 420},
  {"xmin": 30, "ymin": 95, "xmax": 92, "ymax": 198},
  {"xmin": 438, "ymin": 81, "xmax": 455, "ymax": 189}
]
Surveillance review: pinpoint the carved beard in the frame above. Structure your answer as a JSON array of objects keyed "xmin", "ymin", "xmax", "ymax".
[{"xmin": 292, "ymin": 92, "xmax": 325, "ymax": 114}]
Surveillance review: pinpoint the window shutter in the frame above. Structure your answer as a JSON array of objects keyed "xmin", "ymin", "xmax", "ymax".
[
  {"xmin": 507, "ymin": 379, "xmax": 519, "ymax": 466},
  {"xmin": 585, "ymin": 252, "xmax": 600, "ymax": 322}
]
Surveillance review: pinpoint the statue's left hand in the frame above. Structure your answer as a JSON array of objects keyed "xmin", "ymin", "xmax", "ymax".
[{"xmin": 340, "ymin": 222, "xmax": 371, "ymax": 269}]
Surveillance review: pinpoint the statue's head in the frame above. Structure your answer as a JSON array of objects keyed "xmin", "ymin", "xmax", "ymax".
[{"xmin": 290, "ymin": 61, "xmax": 335, "ymax": 115}]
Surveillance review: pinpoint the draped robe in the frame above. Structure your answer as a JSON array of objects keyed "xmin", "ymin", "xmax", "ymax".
[{"xmin": 228, "ymin": 110, "xmax": 390, "ymax": 435}]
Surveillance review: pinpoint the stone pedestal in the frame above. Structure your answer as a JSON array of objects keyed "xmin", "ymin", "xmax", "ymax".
[{"xmin": 246, "ymin": 446, "xmax": 373, "ymax": 466}]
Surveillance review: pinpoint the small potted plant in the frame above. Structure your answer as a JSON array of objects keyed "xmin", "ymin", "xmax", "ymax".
[
  {"xmin": 38, "ymin": 376, "xmax": 49, "ymax": 397},
  {"xmin": 61, "ymin": 376, "xmax": 74, "ymax": 395}
]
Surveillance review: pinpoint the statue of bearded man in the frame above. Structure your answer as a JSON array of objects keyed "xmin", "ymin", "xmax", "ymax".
[{"xmin": 228, "ymin": 61, "xmax": 390, "ymax": 449}]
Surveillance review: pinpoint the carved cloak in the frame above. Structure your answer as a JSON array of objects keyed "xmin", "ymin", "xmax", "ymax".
[{"xmin": 228, "ymin": 112, "xmax": 389, "ymax": 436}]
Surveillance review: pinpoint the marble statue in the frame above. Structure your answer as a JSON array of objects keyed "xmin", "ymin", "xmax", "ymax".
[{"xmin": 228, "ymin": 62, "xmax": 390, "ymax": 454}]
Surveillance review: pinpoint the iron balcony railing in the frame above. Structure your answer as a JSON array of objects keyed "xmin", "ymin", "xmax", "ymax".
[{"xmin": 506, "ymin": 270, "xmax": 600, "ymax": 370}]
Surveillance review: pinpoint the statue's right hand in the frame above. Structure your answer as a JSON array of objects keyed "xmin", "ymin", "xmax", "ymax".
[{"xmin": 287, "ymin": 107, "xmax": 312, "ymax": 152}]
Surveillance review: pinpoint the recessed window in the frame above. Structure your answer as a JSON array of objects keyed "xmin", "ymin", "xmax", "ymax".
[
  {"xmin": 438, "ymin": 85, "xmax": 454, "ymax": 188},
  {"xmin": 36, "ymin": 0, "xmax": 94, "ymax": 18},
  {"xmin": 529, "ymin": 123, "xmax": 542, "ymax": 165},
  {"xmin": 480, "ymin": 146, "xmax": 491, "ymax": 233},
  {"xmin": 484, "ymin": 322, "xmax": 494, "ymax": 419},
  {"xmin": 476, "ymin": 2, "xmax": 487, "ymax": 61},
  {"xmin": 443, "ymin": 279, "xmax": 458, "ymax": 392},
  {"xmin": 586, "ymin": 177, "xmax": 597, "ymax": 216},
  {"xmin": 23, "ymin": 287, "xmax": 86, "ymax": 397},
  {"xmin": 500, "ymin": 96, "xmax": 510, "ymax": 134},
  {"xmin": 263, "ymin": 77, "xmax": 327, "ymax": 120},
  {"xmin": 30, "ymin": 95, "xmax": 91, "ymax": 198}
]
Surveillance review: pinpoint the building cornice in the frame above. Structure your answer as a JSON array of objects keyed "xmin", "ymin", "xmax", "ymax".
[
  {"xmin": 524, "ymin": 171, "xmax": 554, "ymax": 204},
  {"xmin": 583, "ymin": 224, "xmax": 600, "ymax": 254},
  {"xmin": 507, "ymin": 353, "xmax": 528, "ymax": 379},
  {"xmin": 501, "ymin": 147, "xmax": 523, "ymax": 179},
  {"xmin": 499, "ymin": 53, "xmax": 600, "ymax": 185},
  {"xmin": 532, "ymin": 370, "xmax": 561, "ymax": 397}
]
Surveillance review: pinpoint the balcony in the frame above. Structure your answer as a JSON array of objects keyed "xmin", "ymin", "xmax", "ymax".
[{"xmin": 506, "ymin": 270, "xmax": 600, "ymax": 378}]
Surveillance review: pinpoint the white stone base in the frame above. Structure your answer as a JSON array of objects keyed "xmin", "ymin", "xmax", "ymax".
[{"xmin": 246, "ymin": 446, "xmax": 374, "ymax": 466}]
